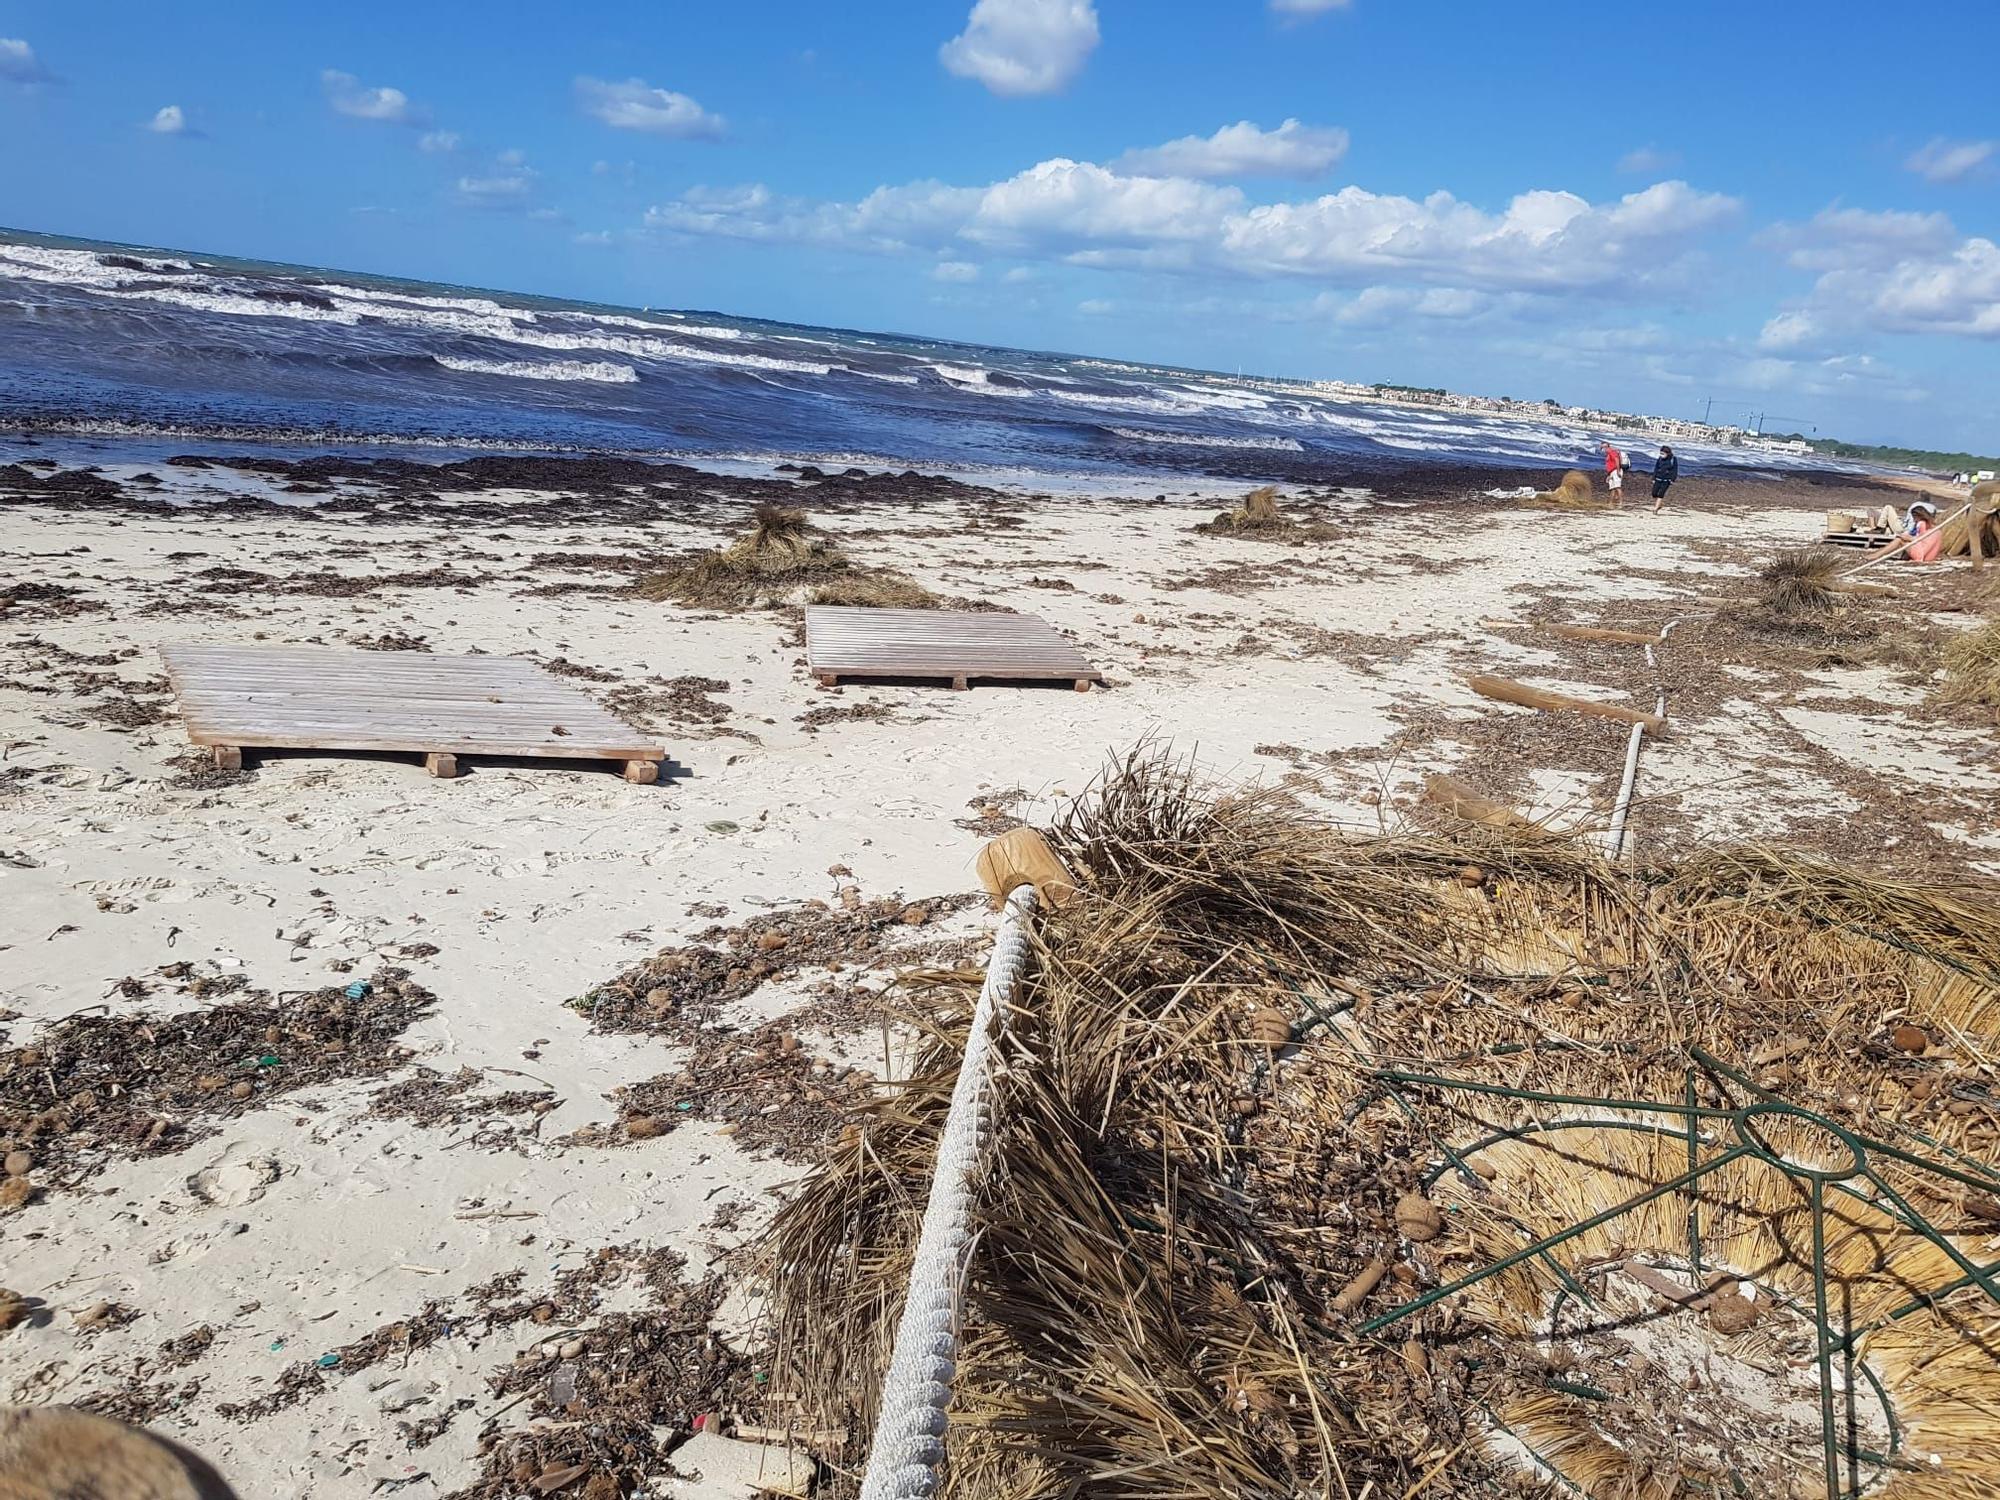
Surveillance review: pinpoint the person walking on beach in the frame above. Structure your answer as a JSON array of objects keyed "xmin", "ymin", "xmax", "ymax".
[
  {"xmin": 1603, "ymin": 442, "xmax": 1624, "ymax": 501},
  {"xmin": 1651, "ymin": 445, "xmax": 1679, "ymax": 512}
]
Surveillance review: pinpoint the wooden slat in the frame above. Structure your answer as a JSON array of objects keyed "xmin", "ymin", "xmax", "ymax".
[
  {"xmin": 160, "ymin": 646, "xmax": 666, "ymax": 765},
  {"xmin": 805, "ymin": 606, "xmax": 1102, "ymax": 684}
]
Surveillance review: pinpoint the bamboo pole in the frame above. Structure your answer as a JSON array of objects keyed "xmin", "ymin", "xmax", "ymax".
[{"xmin": 1468, "ymin": 674, "xmax": 1667, "ymax": 732}]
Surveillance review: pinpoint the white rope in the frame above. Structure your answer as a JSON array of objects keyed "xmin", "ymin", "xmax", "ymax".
[
  {"xmin": 1603, "ymin": 620, "xmax": 1677, "ymax": 861},
  {"xmin": 858, "ymin": 884, "xmax": 1039, "ymax": 1500}
]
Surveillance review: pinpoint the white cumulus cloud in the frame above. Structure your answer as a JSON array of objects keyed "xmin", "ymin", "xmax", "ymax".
[
  {"xmin": 1905, "ymin": 137, "xmax": 1997, "ymax": 185},
  {"xmin": 1762, "ymin": 206, "xmax": 2000, "ymax": 341},
  {"xmin": 645, "ymin": 160, "xmax": 1737, "ymax": 299},
  {"xmin": 940, "ymin": 0, "xmax": 1099, "ymax": 97},
  {"xmin": 322, "ymin": 69, "xmax": 420, "ymax": 125},
  {"xmin": 1113, "ymin": 119, "xmax": 1348, "ymax": 181},
  {"xmin": 576, "ymin": 77, "xmax": 725, "ymax": 139},
  {"xmin": 147, "ymin": 105, "xmax": 188, "ymax": 135},
  {"xmin": 419, "ymin": 130, "xmax": 461, "ymax": 154},
  {"xmin": 932, "ymin": 260, "xmax": 980, "ymax": 282}
]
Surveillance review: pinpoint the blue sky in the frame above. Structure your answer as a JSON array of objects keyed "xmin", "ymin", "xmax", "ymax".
[{"xmin": 2, "ymin": 0, "xmax": 1996, "ymax": 450}]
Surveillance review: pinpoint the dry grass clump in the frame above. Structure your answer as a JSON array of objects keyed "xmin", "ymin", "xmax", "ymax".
[
  {"xmin": 1530, "ymin": 469, "xmax": 1611, "ymax": 509},
  {"xmin": 1938, "ymin": 618, "xmax": 2000, "ymax": 710},
  {"xmin": 761, "ymin": 748, "xmax": 2000, "ymax": 1500},
  {"xmin": 1757, "ymin": 547, "xmax": 1842, "ymax": 616},
  {"xmin": 634, "ymin": 504, "xmax": 936, "ymax": 610},
  {"xmin": 1202, "ymin": 484, "xmax": 1290, "ymax": 533}
]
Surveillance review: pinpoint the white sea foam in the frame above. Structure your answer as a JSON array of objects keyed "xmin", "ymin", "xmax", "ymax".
[
  {"xmin": 432, "ymin": 354, "xmax": 637, "ymax": 384},
  {"xmin": 333, "ymin": 284, "xmax": 523, "ymax": 319},
  {"xmin": 1108, "ymin": 427, "xmax": 1304, "ymax": 452},
  {"xmin": 549, "ymin": 308, "xmax": 743, "ymax": 340},
  {"xmin": 931, "ymin": 363, "xmax": 1034, "ymax": 397},
  {"xmin": 1049, "ymin": 387, "xmax": 1199, "ymax": 415},
  {"xmin": 102, "ymin": 285, "xmax": 363, "ymax": 325},
  {"xmin": 0, "ymin": 244, "xmax": 162, "ymax": 289},
  {"xmin": 843, "ymin": 367, "xmax": 921, "ymax": 384}
]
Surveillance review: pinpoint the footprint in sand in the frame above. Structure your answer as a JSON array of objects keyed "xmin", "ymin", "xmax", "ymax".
[{"xmin": 187, "ymin": 1151, "xmax": 282, "ymax": 1207}]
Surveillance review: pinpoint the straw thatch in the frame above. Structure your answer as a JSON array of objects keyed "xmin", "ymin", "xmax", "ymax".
[
  {"xmin": 1531, "ymin": 470, "xmax": 1611, "ymax": 509},
  {"xmin": 1202, "ymin": 485, "xmax": 1290, "ymax": 534},
  {"xmin": 1758, "ymin": 547, "xmax": 1843, "ymax": 616},
  {"xmin": 1929, "ymin": 488, "xmax": 2000, "ymax": 558},
  {"xmin": 634, "ymin": 504, "xmax": 937, "ymax": 610},
  {"xmin": 1938, "ymin": 619, "xmax": 2000, "ymax": 710},
  {"xmin": 762, "ymin": 749, "xmax": 2000, "ymax": 1499}
]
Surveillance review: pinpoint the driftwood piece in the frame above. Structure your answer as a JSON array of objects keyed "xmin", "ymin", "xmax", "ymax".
[
  {"xmin": 1468, "ymin": 674, "xmax": 1667, "ymax": 732},
  {"xmin": 1422, "ymin": 773, "xmax": 1534, "ymax": 830}
]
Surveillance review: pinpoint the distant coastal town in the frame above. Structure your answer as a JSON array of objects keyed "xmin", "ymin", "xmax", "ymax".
[
  {"xmin": 1305, "ymin": 378, "xmax": 1997, "ymax": 481},
  {"xmin": 1310, "ymin": 378, "xmax": 1819, "ymax": 455}
]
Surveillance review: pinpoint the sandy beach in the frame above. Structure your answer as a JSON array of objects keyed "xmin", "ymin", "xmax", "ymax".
[{"xmin": 2, "ymin": 454, "xmax": 1996, "ymax": 1497}]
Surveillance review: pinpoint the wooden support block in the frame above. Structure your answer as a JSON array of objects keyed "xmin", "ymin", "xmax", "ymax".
[
  {"xmin": 976, "ymin": 826, "xmax": 1077, "ymax": 910},
  {"xmin": 211, "ymin": 745, "xmax": 242, "ymax": 772},
  {"xmin": 1073, "ymin": 678, "xmax": 1093, "ymax": 693},
  {"xmin": 951, "ymin": 675, "xmax": 970, "ymax": 691},
  {"xmin": 623, "ymin": 759, "xmax": 660, "ymax": 785},
  {"xmin": 1468, "ymin": 674, "xmax": 1666, "ymax": 732},
  {"xmin": 816, "ymin": 673, "xmax": 838, "ymax": 688},
  {"xmin": 425, "ymin": 752, "xmax": 459, "ymax": 779}
]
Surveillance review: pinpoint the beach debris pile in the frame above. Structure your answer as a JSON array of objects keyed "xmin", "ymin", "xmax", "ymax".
[
  {"xmin": 761, "ymin": 749, "xmax": 2000, "ymax": 1498},
  {"xmin": 0, "ymin": 968, "xmax": 435, "ymax": 1200},
  {"xmin": 634, "ymin": 503, "xmax": 937, "ymax": 611},
  {"xmin": 1201, "ymin": 484, "xmax": 1290, "ymax": 534},
  {"xmin": 564, "ymin": 888, "xmax": 983, "ymax": 1157}
]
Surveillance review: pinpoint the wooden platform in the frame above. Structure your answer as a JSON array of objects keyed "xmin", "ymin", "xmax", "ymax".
[
  {"xmin": 161, "ymin": 645, "xmax": 667, "ymax": 782},
  {"xmin": 805, "ymin": 605, "xmax": 1103, "ymax": 691}
]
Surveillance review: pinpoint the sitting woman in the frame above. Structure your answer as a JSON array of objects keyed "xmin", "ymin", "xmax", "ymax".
[{"xmin": 1905, "ymin": 500, "xmax": 1944, "ymax": 562}]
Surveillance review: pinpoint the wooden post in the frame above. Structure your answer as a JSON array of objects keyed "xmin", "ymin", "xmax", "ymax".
[
  {"xmin": 623, "ymin": 759, "xmax": 660, "ymax": 785},
  {"xmin": 1467, "ymin": 674, "xmax": 1667, "ymax": 732},
  {"xmin": 211, "ymin": 746, "xmax": 242, "ymax": 772},
  {"xmin": 816, "ymin": 673, "xmax": 838, "ymax": 688},
  {"xmin": 1972, "ymin": 496, "xmax": 1989, "ymax": 571},
  {"xmin": 950, "ymin": 675, "xmax": 970, "ymax": 691},
  {"xmin": 424, "ymin": 752, "xmax": 459, "ymax": 779}
]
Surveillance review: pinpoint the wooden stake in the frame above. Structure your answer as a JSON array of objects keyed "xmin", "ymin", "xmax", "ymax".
[{"xmin": 1468, "ymin": 674, "xmax": 1666, "ymax": 732}]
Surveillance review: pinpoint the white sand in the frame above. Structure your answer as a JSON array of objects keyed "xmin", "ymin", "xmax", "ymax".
[{"xmin": 1, "ymin": 477, "xmax": 1993, "ymax": 1496}]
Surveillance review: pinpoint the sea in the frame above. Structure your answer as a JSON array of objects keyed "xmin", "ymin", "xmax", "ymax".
[{"xmin": 0, "ymin": 227, "xmax": 1807, "ymax": 488}]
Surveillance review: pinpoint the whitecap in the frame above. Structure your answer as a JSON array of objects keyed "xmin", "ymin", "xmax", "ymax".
[{"xmin": 432, "ymin": 354, "xmax": 637, "ymax": 384}]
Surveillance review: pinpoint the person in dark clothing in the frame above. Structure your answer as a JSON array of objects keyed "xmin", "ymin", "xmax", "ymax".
[{"xmin": 1650, "ymin": 445, "xmax": 1679, "ymax": 512}]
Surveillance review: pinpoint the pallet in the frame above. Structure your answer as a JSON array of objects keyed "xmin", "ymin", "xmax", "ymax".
[
  {"xmin": 805, "ymin": 605, "xmax": 1103, "ymax": 692},
  {"xmin": 161, "ymin": 645, "xmax": 666, "ymax": 782}
]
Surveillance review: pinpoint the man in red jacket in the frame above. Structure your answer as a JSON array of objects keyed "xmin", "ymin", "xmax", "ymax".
[{"xmin": 1603, "ymin": 442, "xmax": 1624, "ymax": 500}]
